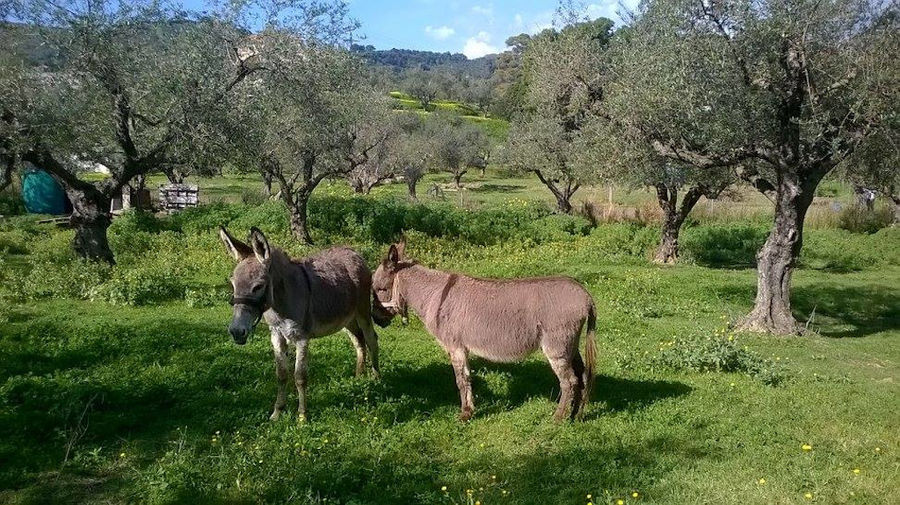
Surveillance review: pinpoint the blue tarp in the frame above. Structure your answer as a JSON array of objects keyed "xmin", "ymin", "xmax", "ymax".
[{"xmin": 22, "ymin": 168, "xmax": 69, "ymax": 215}]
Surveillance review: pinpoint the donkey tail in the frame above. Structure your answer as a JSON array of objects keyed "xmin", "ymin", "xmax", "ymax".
[{"xmin": 581, "ymin": 302, "xmax": 598, "ymax": 413}]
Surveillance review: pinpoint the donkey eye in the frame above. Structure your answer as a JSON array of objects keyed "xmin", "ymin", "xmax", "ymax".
[{"xmin": 251, "ymin": 284, "xmax": 264, "ymax": 292}]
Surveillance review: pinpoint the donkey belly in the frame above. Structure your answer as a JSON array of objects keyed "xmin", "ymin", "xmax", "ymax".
[
  {"xmin": 467, "ymin": 336, "xmax": 540, "ymax": 363},
  {"xmin": 459, "ymin": 320, "xmax": 542, "ymax": 363}
]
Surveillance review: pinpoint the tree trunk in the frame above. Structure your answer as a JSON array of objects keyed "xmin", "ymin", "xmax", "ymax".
[
  {"xmin": 288, "ymin": 193, "xmax": 313, "ymax": 244},
  {"xmin": 453, "ymin": 169, "xmax": 466, "ymax": 189},
  {"xmin": 652, "ymin": 184, "xmax": 704, "ymax": 264},
  {"xmin": 554, "ymin": 192, "xmax": 573, "ymax": 214},
  {"xmin": 739, "ymin": 170, "xmax": 820, "ymax": 334},
  {"xmin": 67, "ymin": 188, "xmax": 115, "ymax": 263},
  {"xmin": 262, "ymin": 172, "xmax": 273, "ymax": 197},
  {"xmin": 891, "ymin": 194, "xmax": 900, "ymax": 224},
  {"xmin": 163, "ymin": 166, "xmax": 184, "ymax": 184},
  {"xmin": 654, "ymin": 215, "xmax": 680, "ymax": 264},
  {"xmin": 407, "ymin": 178, "xmax": 418, "ymax": 200}
]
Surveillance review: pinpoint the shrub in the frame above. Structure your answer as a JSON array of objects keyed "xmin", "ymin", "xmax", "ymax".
[
  {"xmin": 837, "ymin": 204, "xmax": 894, "ymax": 234},
  {"xmin": 240, "ymin": 187, "xmax": 267, "ymax": 206},
  {"xmin": 89, "ymin": 266, "xmax": 186, "ymax": 306},
  {"xmin": 681, "ymin": 224, "xmax": 769, "ymax": 267},
  {"xmin": 655, "ymin": 333, "xmax": 785, "ymax": 385},
  {"xmin": 0, "ymin": 185, "xmax": 26, "ymax": 216},
  {"xmin": 14, "ymin": 257, "xmax": 112, "ymax": 300},
  {"xmin": 815, "ymin": 180, "xmax": 843, "ymax": 198},
  {"xmin": 184, "ymin": 287, "xmax": 229, "ymax": 308}
]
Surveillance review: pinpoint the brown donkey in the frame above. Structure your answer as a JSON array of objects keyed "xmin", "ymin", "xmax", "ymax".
[
  {"xmin": 220, "ymin": 227, "xmax": 379, "ymax": 421},
  {"xmin": 372, "ymin": 241, "xmax": 597, "ymax": 421}
]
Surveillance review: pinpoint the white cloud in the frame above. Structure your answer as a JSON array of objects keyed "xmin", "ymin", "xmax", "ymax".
[
  {"xmin": 513, "ymin": 13, "xmax": 523, "ymax": 28},
  {"xmin": 424, "ymin": 25, "xmax": 456, "ymax": 40},
  {"xmin": 472, "ymin": 4, "xmax": 493, "ymax": 17},
  {"xmin": 462, "ymin": 31, "xmax": 499, "ymax": 58}
]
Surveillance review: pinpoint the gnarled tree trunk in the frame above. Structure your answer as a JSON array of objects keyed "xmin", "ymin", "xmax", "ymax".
[
  {"xmin": 162, "ymin": 166, "xmax": 185, "ymax": 184},
  {"xmin": 654, "ymin": 184, "xmax": 704, "ymax": 264},
  {"xmin": 407, "ymin": 177, "xmax": 419, "ymax": 200},
  {"xmin": 452, "ymin": 168, "xmax": 467, "ymax": 189},
  {"xmin": 534, "ymin": 170, "xmax": 579, "ymax": 215},
  {"xmin": 285, "ymin": 189, "xmax": 313, "ymax": 244},
  {"xmin": 262, "ymin": 171, "xmax": 273, "ymax": 197},
  {"xmin": 739, "ymin": 169, "xmax": 822, "ymax": 334},
  {"xmin": 66, "ymin": 186, "xmax": 115, "ymax": 263}
]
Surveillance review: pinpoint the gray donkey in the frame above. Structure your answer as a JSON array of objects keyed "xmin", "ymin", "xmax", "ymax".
[
  {"xmin": 220, "ymin": 227, "xmax": 379, "ymax": 421},
  {"xmin": 372, "ymin": 241, "xmax": 597, "ymax": 421}
]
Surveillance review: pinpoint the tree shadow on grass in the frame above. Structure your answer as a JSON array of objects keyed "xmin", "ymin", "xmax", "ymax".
[
  {"xmin": 715, "ymin": 281, "xmax": 900, "ymax": 338},
  {"xmin": 792, "ymin": 283, "xmax": 900, "ymax": 338},
  {"xmin": 468, "ymin": 183, "xmax": 527, "ymax": 194},
  {"xmin": 682, "ymin": 225, "xmax": 767, "ymax": 269},
  {"xmin": 370, "ymin": 359, "xmax": 691, "ymax": 422}
]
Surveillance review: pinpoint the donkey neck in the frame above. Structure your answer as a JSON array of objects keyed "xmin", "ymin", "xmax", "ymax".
[
  {"xmin": 267, "ymin": 249, "xmax": 311, "ymax": 320},
  {"xmin": 397, "ymin": 264, "xmax": 454, "ymax": 320}
]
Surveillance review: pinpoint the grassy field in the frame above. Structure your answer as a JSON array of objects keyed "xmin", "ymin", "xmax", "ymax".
[{"xmin": 0, "ymin": 174, "xmax": 898, "ymax": 504}]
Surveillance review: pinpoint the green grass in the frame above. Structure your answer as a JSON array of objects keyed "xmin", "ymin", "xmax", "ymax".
[{"xmin": 0, "ymin": 183, "xmax": 897, "ymax": 504}]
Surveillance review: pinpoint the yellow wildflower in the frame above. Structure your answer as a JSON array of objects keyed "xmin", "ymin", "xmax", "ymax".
[
  {"xmin": 632, "ymin": 491, "xmax": 639, "ymax": 498},
  {"xmin": 617, "ymin": 500, "xmax": 624, "ymax": 505},
  {"xmin": 802, "ymin": 444, "xmax": 812, "ymax": 451},
  {"xmin": 853, "ymin": 468, "xmax": 860, "ymax": 474},
  {"xmin": 758, "ymin": 478, "xmax": 766, "ymax": 485},
  {"xmin": 441, "ymin": 486, "xmax": 447, "ymax": 492},
  {"xmin": 804, "ymin": 493, "xmax": 812, "ymax": 500}
]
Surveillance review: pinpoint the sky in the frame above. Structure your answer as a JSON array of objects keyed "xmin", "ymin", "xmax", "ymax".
[{"xmin": 346, "ymin": 1, "xmax": 638, "ymax": 58}]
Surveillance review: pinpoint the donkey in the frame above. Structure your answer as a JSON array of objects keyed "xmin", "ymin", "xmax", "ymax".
[
  {"xmin": 220, "ymin": 227, "xmax": 379, "ymax": 421},
  {"xmin": 371, "ymin": 241, "xmax": 597, "ymax": 421}
]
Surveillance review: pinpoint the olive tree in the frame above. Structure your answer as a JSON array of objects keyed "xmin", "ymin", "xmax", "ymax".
[
  {"xmin": 220, "ymin": 14, "xmax": 375, "ymax": 244},
  {"xmin": 345, "ymin": 98, "xmax": 404, "ymax": 195},
  {"xmin": 423, "ymin": 111, "xmax": 487, "ymax": 189},
  {"xmin": 609, "ymin": 0, "xmax": 898, "ymax": 333},
  {"xmin": 0, "ymin": 0, "xmax": 252, "ymax": 262},
  {"xmin": 505, "ymin": 17, "xmax": 613, "ymax": 214}
]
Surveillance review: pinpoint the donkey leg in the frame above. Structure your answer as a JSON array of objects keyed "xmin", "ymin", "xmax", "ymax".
[
  {"xmin": 571, "ymin": 352, "xmax": 586, "ymax": 420},
  {"xmin": 345, "ymin": 325, "xmax": 367, "ymax": 377},
  {"xmin": 358, "ymin": 316, "xmax": 380, "ymax": 379},
  {"xmin": 546, "ymin": 353, "xmax": 578, "ymax": 422},
  {"xmin": 449, "ymin": 348, "xmax": 474, "ymax": 421},
  {"xmin": 294, "ymin": 338, "xmax": 310, "ymax": 422},
  {"xmin": 269, "ymin": 330, "xmax": 290, "ymax": 421}
]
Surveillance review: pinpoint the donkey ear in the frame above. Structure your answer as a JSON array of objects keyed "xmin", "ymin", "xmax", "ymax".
[
  {"xmin": 388, "ymin": 244, "xmax": 400, "ymax": 264},
  {"xmin": 396, "ymin": 237, "xmax": 406, "ymax": 259},
  {"xmin": 248, "ymin": 227, "xmax": 271, "ymax": 264},
  {"xmin": 219, "ymin": 226, "xmax": 251, "ymax": 261}
]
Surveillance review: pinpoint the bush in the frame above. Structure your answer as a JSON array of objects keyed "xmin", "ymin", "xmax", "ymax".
[
  {"xmin": 681, "ymin": 224, "xmax": 769, "ymax": 267},
  {"xmin": 815, "ymin": 180, "xmax": 843, "ymax": 198},
  {"xmin": 89, "ymin": 266, "xmax": 186, "ymax": 306},
  {"xmin": 240, "ymin": 187, "xmax": 267, "ymax": 206},
  {"xmin": 655, "ymin": 333, "xmax": 785, "ymax": 385},
  {"xmin": 837, "ymin": 204, "xmax": 894, "ymax": 234},
  {"xmin": 0, "ymin": 185, "xmax": 25, "ymax": 216},
  {"xmin": 14, "ymin": 257, "xmax": 113, "ymax": 300},
  {"xmin": 184, "ymin": 287, "xmax": 229, "ymax": 308}
]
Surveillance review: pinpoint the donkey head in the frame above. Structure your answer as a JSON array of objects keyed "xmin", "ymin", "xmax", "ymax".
[
  {"xmin": 372, "ymin": 240, "xmax": 409, "ymax": 328},
  {"xmin": 219, "ymin": 226, "xmax": 272, "ymax": 345}
]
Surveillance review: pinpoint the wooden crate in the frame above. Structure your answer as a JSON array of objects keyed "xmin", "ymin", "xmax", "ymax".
[{"xmin": 158, "ymin": 184, "xmax": 199, "ymax": 213}]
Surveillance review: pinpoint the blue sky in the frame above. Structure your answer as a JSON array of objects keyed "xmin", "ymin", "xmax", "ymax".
[
  {"xmin": 348, "ymin": 1, "xmax": 637, "ymax": 57},
  {"xmin": 181, "ymin": 1, "xmax": 637, "ymax": 58}
]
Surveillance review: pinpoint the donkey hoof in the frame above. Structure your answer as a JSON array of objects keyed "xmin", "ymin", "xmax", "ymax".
[
  {"xmin": 371, "ymin": 369, "xmax": 381, "ymax": 380},
  {"xmin": 269, "ymin": 409, "xmax": 283, "ymax": 421},
  {"xmin": 458, "ymin": 409, "xmax": 474, "ymax": 422}
]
